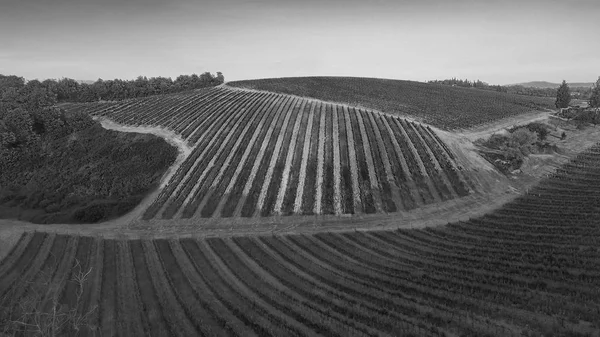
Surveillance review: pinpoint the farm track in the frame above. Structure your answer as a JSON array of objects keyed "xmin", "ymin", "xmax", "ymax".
[
  {"xmin": 3, "ymin": 88, "xmax": 600, "ymax": 335},
  {"xmin": 4, "ymin": 85, "xmax": 594, "ymax": 243},
  {"xmin": 6, "ymin": 148, "xmax": 600, "ymax": 337},
  {"xmin": 87, "ymin": 85, "xmax": 478, "ymax": 223}
]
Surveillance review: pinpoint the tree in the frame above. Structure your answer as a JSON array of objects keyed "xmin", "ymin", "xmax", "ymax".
[
  {"xmin": 590, "ymin": 76, "xmax": 600, "ymax": 108},
  {"xmin": 555, "ymin": 80, "xmax": 571, "ymax": 109},
  {"xmin": 216, "ymin": 72, "xmax": 225, "ymax": 84}
]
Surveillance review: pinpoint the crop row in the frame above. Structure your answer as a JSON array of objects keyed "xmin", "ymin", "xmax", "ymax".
[
  {"xmin": 3, "ymin": 142, "xmax": 599, "ymax": 334},
  {"xmin": 66, "ymin": 88, "xmax": 473, "ymax": 219},
  {"xmin": 227, "ymin": 77, "xmax": 555, "ymax": 130}
]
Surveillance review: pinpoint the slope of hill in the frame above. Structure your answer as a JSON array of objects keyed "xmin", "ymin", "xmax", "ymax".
[
  {"xmin": 0, "ymin": 123, "xmax": 178, "ymax": 224},
  {"xmin": 0, "ymin": 87, "xmax": 178, "ymax": 225},
  {"xmin": 61, "ymin": 86, "xmax": 475, "ymax": 222},
  {"xmin": 1, "ymin": 144, "xmax": 599, "ymax": 336},
  {"xmin": 515, "ymin": 81, "xmax": 594, "ymax": 88},
  {"xmin": 227, "ymin": 77, "xmax": 555, "ymax": 130}
]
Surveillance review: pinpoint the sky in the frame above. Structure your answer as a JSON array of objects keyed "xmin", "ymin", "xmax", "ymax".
[{"xmin": 0, "ymin": 0, "xmax": 598, "ymax": 85}]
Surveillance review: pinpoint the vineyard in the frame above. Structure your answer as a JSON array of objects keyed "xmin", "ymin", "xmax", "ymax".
[
  {"xmin": 228, "ymin": 77, "xmax": 555, "ymax": 130},
  {"xmin": 2, "ymin": 144, "xmax": 600, "ymax": 336},
  {"xmin": 62, "ymin": 86, "xmax": 473, "ymax": 221}
]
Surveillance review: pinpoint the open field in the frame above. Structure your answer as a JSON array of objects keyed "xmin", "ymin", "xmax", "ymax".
[
  {"xmin": 228, "ymin": 77, "xmax": 555, "ymax": 130},
  {"xmin": 61, "ymin": 86, "xmax": 474, "ymax": 222},
  {"xmin": 2, "ymin": 145, "xmax": 600, "ymax": 336}
]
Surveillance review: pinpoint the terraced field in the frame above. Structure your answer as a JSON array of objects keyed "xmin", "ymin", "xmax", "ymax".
[
  {"xmin": 2, "ymin": 144, "xmax": 599, "ymax": 336},
  {"xmin": 62, "ymin": 86, "xmax": 473, "ymax": 221}
]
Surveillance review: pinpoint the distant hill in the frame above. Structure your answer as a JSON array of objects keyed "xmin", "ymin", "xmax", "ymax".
[
  {"xmin": 514, "ymin": 81, "xmax": 594, "ymax": 88},
  {"xmin": 77, "ymin": 80, "xmax": 95, "ymax": 85}
]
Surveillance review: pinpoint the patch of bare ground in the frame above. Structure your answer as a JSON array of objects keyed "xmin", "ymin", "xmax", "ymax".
[{"xmin": 3, "ymin": 102, "xmax": 600, "ymax": 250}]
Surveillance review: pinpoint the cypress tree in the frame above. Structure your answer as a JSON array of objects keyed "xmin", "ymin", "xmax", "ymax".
[
  {"xmin": 555, "ymin": 80, "xmax": 571, "ymax": 109},
  {"xmin": 590, "ymin": 77, "xmax": 600, "ymax": 108}
]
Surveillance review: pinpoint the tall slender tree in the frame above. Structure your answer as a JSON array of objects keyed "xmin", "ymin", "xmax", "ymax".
[
  {"xmin": 590, "ymin": 76, "xmax": 600, "ymax": 108},
  {"xmin": 555, "ymin": 80, "xmax": 571, "ymax": 109}
]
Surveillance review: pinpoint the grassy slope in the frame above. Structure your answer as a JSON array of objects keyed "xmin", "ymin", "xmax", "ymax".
[
  {"xmin": 0, "ymin": 123, "xmax": 177, "ymax": 224},
  {"xmin": 228, "ymin": 77, "xmax": 555, "ymax": 130}
]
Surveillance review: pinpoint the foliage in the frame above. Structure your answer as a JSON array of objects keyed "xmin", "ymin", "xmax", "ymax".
[
  {"xmin": 428, "ymin": 78, "xmax": 507, "ymax": 92},
  {"xmin": 0, "ymin": 75, "xmax": 178, "ymax": 224},
  {"xmin": 228, "ymin": 77, "xmax": 555, "ymax": 130},
  {"xmin": 0, "ymin": 123, "xmax": 177, "ymax": 223},
  {"xmin": 429, "ymin": 77, "xmax": 595, "ymax": 100},
  {"xmin": 479, "ymin": 126, "xmax": 552, "ymax": 174},
  {"xmin": 509, "ymin": 121, "xmax": 550, "ymax": 141},
  {"xmin": 0, "ymin": 72, "xmax": 224, "ymax": 104},
  {"xmin": 555, "ymin": 80, "xmax": 571, "ymax": 109},
  {"xmin": 590, "ymin": 76, "xmax": 600, "ymax": 108},
  {"xmin": 572, "ymin": 109, "xmax": 600, "ymax": 125}
]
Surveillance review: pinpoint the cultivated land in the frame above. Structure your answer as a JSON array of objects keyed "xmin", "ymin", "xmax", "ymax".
[
  {"xmin": 58, "ymin": 86, "xmax": 479, "ymax": 224},
  {"xmin": 1, "ymin": 78, "xmax": 600, "ymax": 336},
  {"xmin": 228, "ymin": 77, "xmax": 555, "ymax": 130},
  {"xmin": 1, "ymin": 147, "xmax": 600, "ymax": 335}
]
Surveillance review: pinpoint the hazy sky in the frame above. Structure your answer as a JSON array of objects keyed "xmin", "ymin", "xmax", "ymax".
[{"xmin": 1, "ymin": 0, "xmax": 598, "ymax": 84}]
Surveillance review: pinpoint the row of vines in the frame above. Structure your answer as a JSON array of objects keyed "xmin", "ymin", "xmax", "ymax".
[
  {"xmin": 2, "ymin": 143, "xmax": 600, "ymax": 336},
  {"xmin": 65, "ymin": 87, "xmax": 472, "ymax": 219}
]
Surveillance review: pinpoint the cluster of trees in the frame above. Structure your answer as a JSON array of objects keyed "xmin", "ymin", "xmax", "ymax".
[
  {"xmin": 0, "ymin": 72, "xmax": 224, "ymax": 104},
  {"xmin": 555, "ymin": 77, "xmax": 600, "ymax": 109},
  {"xmin": 591, "ymin": 77, "xmax": 600, "ymax": 108},
  {"xmin": 0, "ymin": 74, "xmax": 178, "ymax": 224},
  {"xmin": 1, "ymin": 75, "xmax": 67, "ymax": 151},
  {"xmin": 429, "ymin": 77, "xmax": 597, "ymax": 100},
  {"xmin": 427, "ymin": 78, "xmax": 507, "ymax": 92},
  {"xmin": 477, "ymin": 122, "xmax": 556, "ymax": 174}
]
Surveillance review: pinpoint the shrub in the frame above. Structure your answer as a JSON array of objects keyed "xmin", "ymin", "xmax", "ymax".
[{"xmin": 509, "ymin": 128, "xmax": 537, "ymax": 147}]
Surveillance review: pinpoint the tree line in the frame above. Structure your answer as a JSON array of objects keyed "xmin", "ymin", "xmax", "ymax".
[
  {"xmin": 428, "ymin": 77, "xmax": 596, "ymax": 100},
  {"xmin": 0, "ymin": 73, "xmax": 179, "ymax": 224},
  {"xmin": 555, "ymin": 77, "xmax": 600, "ymax": 109},
  {"xmin": 427, "ymin": 78, "xmax": 506, "ymax": 92},
  {"xmin": 0, "ymin": 72, "xmax": 224, "ymax": 105}
]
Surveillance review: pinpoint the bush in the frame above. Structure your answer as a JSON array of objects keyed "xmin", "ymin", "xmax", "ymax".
[
  {"xmin": 509, "ymin": 128, "xmax": 537, "ymax": 147},
  {"xmin": 481, "ymin": 134, "xmax": 509, "ymax": 149},
  {"xmin": 0, "ymin": 121, "xmax": 177, "ymax": 224},
  {"xmin": 73, "ymin": 203, "xmax": 110, "ymax": 222},
  {"xmin": 525, "ymin": 122, "xmax": 549, "ymax": 141},
  {"xmin": 479, "ymin": 125, "xmax": 553, "ymax": 174}
]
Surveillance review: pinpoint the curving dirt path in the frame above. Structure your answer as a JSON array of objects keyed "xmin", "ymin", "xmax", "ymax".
[
  {"xmin": 2, "ymin": 91, "xmax": 598, "ymax": 261},
  {"xmin": 0, "ymin": 118, "xmax": 192, "ymax": 260},
  {"xmin": 94, "ymin": 118, "xmax": 193, "ymax": 225}
]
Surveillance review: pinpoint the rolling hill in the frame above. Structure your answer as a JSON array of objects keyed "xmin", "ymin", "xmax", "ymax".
[
  {"xmin": 62, "ymin": 86, "xmax": 474, "ymax": 222},
  {"xmin": 228, "ymin": 77, "xmax": 555, "ymax": 130},
  {"xmin": 2, "ymin": 77, "xmax": 600, "ymax": 336},
  {"xmin": 1, "ymin": 144, "xmax": 599, "ymax": 336}
]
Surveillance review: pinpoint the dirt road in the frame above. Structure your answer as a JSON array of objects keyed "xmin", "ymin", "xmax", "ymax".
[{"xmin": 1, "ymin": 102, "xmax": 597, "ymax": 261}]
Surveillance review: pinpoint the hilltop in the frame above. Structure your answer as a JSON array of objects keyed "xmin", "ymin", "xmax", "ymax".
[
  {"xmin": 57, "ymin": 86, "xmax": 482, "ymax": 226},
  {"xmin": 228, "ymin": 77, "xmax": 554, "ymax": 130}
]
